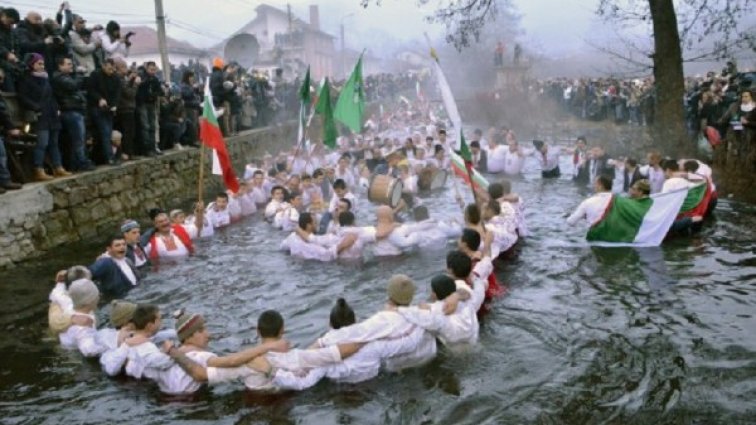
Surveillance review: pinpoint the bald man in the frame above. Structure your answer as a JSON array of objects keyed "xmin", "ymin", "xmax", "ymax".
[{"xmin": 372, "ymin": 206, "xmax": 435, "ymax": 257}]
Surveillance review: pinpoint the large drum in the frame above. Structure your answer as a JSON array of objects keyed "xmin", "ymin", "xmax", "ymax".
[
  {"xmin": 418, "ymin": 167, "xmax": 448, "ymax": 191},
  {"xmin": 368, "ymin": 174, "xmax": 404, "ymax": 208}
]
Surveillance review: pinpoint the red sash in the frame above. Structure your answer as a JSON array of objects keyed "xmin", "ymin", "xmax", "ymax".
[{"xmin": 148, "ymin": 224, "xmax": 195, "ymax": 260}]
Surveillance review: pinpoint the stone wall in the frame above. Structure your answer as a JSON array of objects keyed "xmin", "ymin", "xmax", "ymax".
[{"xmin": 0, "ymin": 123, "xmax": 296, "ymax": 270}]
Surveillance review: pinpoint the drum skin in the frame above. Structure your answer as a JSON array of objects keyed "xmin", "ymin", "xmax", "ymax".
[{"xmin": 368, "ymin": 174, "xmax": 404, "ymax": 207}]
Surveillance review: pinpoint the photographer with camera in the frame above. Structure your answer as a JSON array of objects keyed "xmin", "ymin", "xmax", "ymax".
[
  {"xmin": 99, "ymin": 20, "xmax": 130, "ymax": 60},
  {"xmin": 136, "ymin": 61, "xmax": 164, "ymax": 156},
  {"xmin": 66, "ymin": 9, "xmax": 98, "ymax": 76}
]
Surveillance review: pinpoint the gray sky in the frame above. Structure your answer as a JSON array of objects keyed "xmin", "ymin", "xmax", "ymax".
[{"xmin": 4, "ymin": 0, "xmax": 603, "ymax": 54}]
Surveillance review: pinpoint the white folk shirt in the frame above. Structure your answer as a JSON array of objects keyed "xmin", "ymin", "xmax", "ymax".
[
  {"xmin": 239, "ymin": 193, "xmax": 258, "ymax": 216},
  {"xmin": 264, "ymin": 199, "xmax": 287, "ymax": 221},
  {"xmin": 303, "ymin": 325, "xmax": 430, "ymax": 384},
  {"xmin": 146, "ymin": 224, "xmax": 198, "ymax": 259},
  {"xmin": 372, "ymin": 222, "xmax": 434, "ymax": 257},
  {"xmin": 316, "ymin": 310, "xmax": 437, "ymax": 372},
  {"xmin": 662, "ymin": 177, "xmax": 692, "ymax": 193},
  {"xmin": 206, "ymin": 345, "xmax": 342, "ymax": 392},
  {"xmin": 274, "ymin": 206, "xmax": 299, "ymax": 231},
  {"xmin": 335, "ymin": 168, "xmax": 356, "ymax": 188},
  {"xmin": 328, "ymin": 192, "xmax": 358, "ymax": 214},
  {"xmin": 398, "ymin": 257, "xmax": 491, "ymax": 349},
  {"xmin": 250, "ymin": 186, "xmax": 268, "ymax": 205},
  {"xmin": 99, "ymin": 329, "xmax": 178, "ymax": 377},
  {"xmin": 59, "ymin": 312, "xmax": 106, "ymax": 357},
  {"xmin": 158, "ymin": 350, "xmax": 217, "ymax": 394},
  {"xmin": 337, "ymin": 226, "xmax": 377, "ymax": 260},
  {"xmin": 124, "ymin": 341, "xmax": 174, "ymax": 381},
  {"xmin": 206, "ymin": 204, "xmax": 231, "ymax": 228},
  {"xmin": 539, "ymin": 147, "xmax": 561, "ymax": 173},
  {"xmin": 485, "ymin": 216, "xmax": 519, "ymax": 257},
  {"xmin": 566, "ymin": 192, "xmax": 613, "ymax": 226},
  {"xmin": 640, "ymin": 165, "xmax": 665, "ymax": 194},
  {"xmin": 186, "ymin": 216, "xmax": 213, "ymax": 238},
  {"xmin": 280, "ymin": 232, "xmax": 337, "ymax": 262}
]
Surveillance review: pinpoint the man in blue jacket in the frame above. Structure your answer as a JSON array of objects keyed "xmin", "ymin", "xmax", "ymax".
[{"xmin": 89, "ymin": 235, "xmax": 140, "ymax": 297}]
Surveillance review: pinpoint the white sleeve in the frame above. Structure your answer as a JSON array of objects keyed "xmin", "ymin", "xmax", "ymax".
[
  {"xmin": 566, "ymin": 200, "xmax": 587, "ymax": 226},
  {"xmin": 207, "ymin": 365, "xmax": 253, "ymax": 385},
  {"xmin": 398, "ymin": 306, "xmax": 445, "ymax": 333},
  {"xmin": 142, "ymin": 346, "xmax": 175, "ymax": 371},
  {"xmin": 49, "ymin": 283, "xmax": 74, "ymax": 314},
  {"xmin": 100, "ymin": 35, "xmax": 124, "ymax": 55},
  {"xmin": 180, "ymin": 223, "xmax": 199, "ymax": 239},
  {"xmin": 75, "ymin": 327, "xmax": 108, "ymax": 357},
  {"xmin": 100, "ymin": 344, "xmax": 129, "ymax": 376},
  {"xmin": 473, "ymin": 257, "xmax": 493, "ymax": 281},
  {"xmin": 317, "ymin": 315, "xmax": 397, "ymax": 346},
  {"xmin": 272, "ymin": 367, "xmax": 327, "ymax": 391},
  {"xmin": 267, "ymin": 346, "xmax": 341, "ymax": 369},
  {"xmin": 265, "ymin": 202, "xmax": 278, "ymax": 219},
  {"xmin": 387, "ymin": 227, "xmax": 421, "ymax": 249}
]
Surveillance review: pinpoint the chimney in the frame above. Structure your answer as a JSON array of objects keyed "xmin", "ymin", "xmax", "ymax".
[{"xmin": 309, "ymin": 5, "xmax": 320, "ymax": 30}]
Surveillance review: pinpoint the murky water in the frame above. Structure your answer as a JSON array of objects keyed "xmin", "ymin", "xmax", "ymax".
[{"xmin": 1, "ymin": 154, "xmax": 755, "ymax": 424}]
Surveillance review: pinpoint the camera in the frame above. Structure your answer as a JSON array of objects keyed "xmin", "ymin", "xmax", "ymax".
[{"xmin": 125, "ymin": 31, "xmax": 135, "ymax": 40}]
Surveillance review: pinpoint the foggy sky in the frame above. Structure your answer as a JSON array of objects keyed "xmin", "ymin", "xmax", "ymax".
[{"xmin": 4, "ymin": 0, "xmax": 601, "ymax": 54}]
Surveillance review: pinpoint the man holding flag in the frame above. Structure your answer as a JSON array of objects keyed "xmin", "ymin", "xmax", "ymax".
[{"xmin": 200, "ymin": 77, "xmax": 240, "ymax": 196}]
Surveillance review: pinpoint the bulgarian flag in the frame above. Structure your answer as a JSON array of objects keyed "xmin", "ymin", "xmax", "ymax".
[
  {"xmin": 450, "ymin": 131, "xmax": 489, "ymax": 190},
  {"xmin": 200, "ymin": 78, "xmax": 239, "ymax": 194},
  {"xmin": 586, "ymin": 187, "xmax": 691, "ymax": 247},
  {"xmin": 677, "ymin": 180, "xmax": 712, "ymax": 219}
]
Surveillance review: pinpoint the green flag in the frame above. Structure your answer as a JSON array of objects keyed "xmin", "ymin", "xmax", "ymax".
[
  {"xmin": 299, "ymin": 67, "xmax": 311, "ymax": 102},
  {"xmin": 315, "ymin": 78, "xmax": 338, "ymax": 149},
  {"xmin": 459, "ymin": 130, "xmax": 472, "ymax": 164},
  {"xmin": 297, "ymin": 67, "xmax": 311, "ymax": 145},
  {"xmin": 333, "ymin": 55, "xmax": 364, "ymax": 133}
]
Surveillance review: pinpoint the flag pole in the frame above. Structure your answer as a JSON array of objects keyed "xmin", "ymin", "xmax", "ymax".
[{"xmin": 197, "ymin": 143, "xmax": 206, "ymax": 204}]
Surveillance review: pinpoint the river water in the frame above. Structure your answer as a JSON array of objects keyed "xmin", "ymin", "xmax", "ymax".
[{"xmin": 1, "ymin": 154, "xmax": 755, "ymax": 424}]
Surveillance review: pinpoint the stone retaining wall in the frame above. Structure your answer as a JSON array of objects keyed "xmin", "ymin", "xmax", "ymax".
[{"xmin": 0, "ymin": 123, "xmax": 296, "ymax": 270}]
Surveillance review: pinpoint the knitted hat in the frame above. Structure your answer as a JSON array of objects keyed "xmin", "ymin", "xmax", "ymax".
[
  {"xmin": 120, "ymin": 219, "xmax": 139, "ymax": 234},
  {"xmin": 110, "ymin": 300, "xmax": 137, "ymax": 328},
  {"xmin": 26, "ymin": 52, "xmax": 44, "ymax": 70},
  {"xmin": 431, "ymin": 274, "xmax": 457, "ymax": 301},
  {"xmin": 68, "ymin": 279, "xmax": 99, "ymax": 309},
  {"xmin": 387, "ymin": 274, "xmax": 415, "ymax": 306},
  {"xmin": 174, "ymin": 309, "xmax": 205, "ymax": 342}
]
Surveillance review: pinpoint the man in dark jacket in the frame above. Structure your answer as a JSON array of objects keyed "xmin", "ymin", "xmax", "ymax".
[
  {"xmin": 89, "ymin": 235, "xmax": 140, "ymax": 297},
  {"xmin": 86, "ymin": 58, "xmax": 121, "ymax": 165},
  {"xmin": 0, "ymin": 67, "xmax": 22, "ymax": 193},
  {"xmin": 115, "ymin": 58, "xmax": 138, "ymax": 159},
  {"xmin": 587, "ymin": 146, "xmax": 616, "ymax": 182},
  {"xmin": 136, "ymin": 61, "xmax": 164, "ymax": 156},
  {"xmin": 52, "ymin": 56, "xmax": 94, "ymax": 171},
  {"xmin": 0, "ymin": 7, "xmax": 20, "ymax": 92}
]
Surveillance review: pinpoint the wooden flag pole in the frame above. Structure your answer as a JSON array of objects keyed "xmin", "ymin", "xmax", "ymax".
[{"xmin": 197, "ymin": 143, "xmax": 206, "ymax": 204}]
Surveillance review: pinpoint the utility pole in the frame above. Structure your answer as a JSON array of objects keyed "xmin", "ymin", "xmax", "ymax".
[
  {"xmin": 340, "ymin": 22, "xmax": 345, "ymax": 78},
  {"xmin": 154, "ymin": 0, "xmax": 171, "ymax": 84}
]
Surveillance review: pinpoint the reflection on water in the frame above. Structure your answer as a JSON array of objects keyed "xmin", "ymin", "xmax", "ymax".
[{"xmin": 1, "ymin": 155, "xmax": 755, "ymax": 424}]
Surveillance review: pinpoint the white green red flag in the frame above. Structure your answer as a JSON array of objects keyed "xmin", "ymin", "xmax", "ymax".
[
  {"xmin": 586, "ymin": 185, "xmax": 697, "ymax": 247},
  {"xmin": 200, "ymin": 78, "xmax": 239, "ymax": 194},
  {"xmin": 677, "ymin": 180, "xmax": 712, "ymax": 219},
  {"xmin": 450, "ymin": 151, "xmax": 489, "ymax": 191}
]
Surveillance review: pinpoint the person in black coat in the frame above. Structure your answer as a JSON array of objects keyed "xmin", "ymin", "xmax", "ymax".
[
  {"xmin": 17, "ymin": 53, "xmax": 69, "ymax": 180},
  {"xmin": 470, "ymin": 140, "xmax": 488, "ymax": 173},
  {"xmin": 136, "ymin": 61, "xmax": 164, "ymax": 155},
  {"xmin": 622, "ymin": 158, "xmax": 644, "ymax": 192},
  {"xmin": 0, "ymin": 8, "xmax": 20, "ymax": 92},
  {"xmin": 180, "ymin": 70, "xmax": 200, "ymax": 146},
  {"xmin": 86, "ymin": 58, "xmax": 121, "ymax": 164},
  {"xmin": 0, "ymin": 67, "xmax": 22, "ymax": 192},
  {"xmin": 587, "ymin": 146, "xmax": 616, "ymax": 181},
  {"xmin": 52, "ymin": 56, "xmax": 94, "ymax": 171}
]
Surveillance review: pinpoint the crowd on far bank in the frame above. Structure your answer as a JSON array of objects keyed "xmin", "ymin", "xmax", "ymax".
[{"xmin": 519, "ymin": 61, "xmax": 754, "ymax": 133}]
